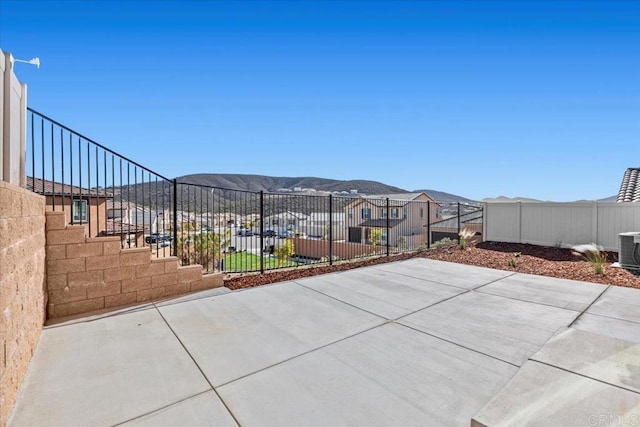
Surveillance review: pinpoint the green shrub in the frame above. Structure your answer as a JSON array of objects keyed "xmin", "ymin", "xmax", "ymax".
[{"xmin": 433, "ymin": 237, "xmax": 456, "ymax": 249}]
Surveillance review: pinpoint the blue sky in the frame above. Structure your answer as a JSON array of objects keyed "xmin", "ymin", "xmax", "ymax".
[{"xmin": 1, "ymin": 0, "xmax": 638, "ymax": 201}]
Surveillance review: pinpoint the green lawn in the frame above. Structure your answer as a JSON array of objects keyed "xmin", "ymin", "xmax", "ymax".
[{"xmin": 223, "ymin": 252, "xmax": 299, "ymax": 272}]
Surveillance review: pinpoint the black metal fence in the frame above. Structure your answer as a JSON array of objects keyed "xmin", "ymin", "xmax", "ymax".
[
  {"xmin": 26, "ymin": 108, "xmax": 176, "ymax": 258},
  {"xmin": 27, "ymin": 108, "xmax": 483, "ymax": 275}
]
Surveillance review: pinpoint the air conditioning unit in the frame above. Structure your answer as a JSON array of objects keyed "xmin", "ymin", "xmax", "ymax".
[{"xmin": 618, "ymin": 232, "xmax": 640, "ymax": 270}]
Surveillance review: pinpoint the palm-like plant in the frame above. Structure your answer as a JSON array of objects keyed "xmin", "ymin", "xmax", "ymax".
[
  {"xmin": 572, "ymin": 243, "xmax": 607, "ymax": 275},
  {"xmin": 458, "ymin": 228, "xmax": 475, "ymax": 250}
]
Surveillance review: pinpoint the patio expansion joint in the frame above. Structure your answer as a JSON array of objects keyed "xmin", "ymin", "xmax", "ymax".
[
  {"xmin": 291, "ymin": 279, "xmax": 389, "ymax": 320},
  {"xmin": 468, "ymin": 271, "xmax": 518, "ymax": 291},
  {"xmin": 393, "ymin": 289, "xmax": 472, "ymax": 323},
  {"xmin": 576, "ymin": 310, "xmax": 640, "ymax": 326},
  {"xmin": 568, "ymin": 284, "xmax": 611, "ymax": 328},
  {"xmin": 396, "ymin": 322, "xmax": 520, "ymax": 368},
  {"xmin": 111, "ymin": 389, "xmax": 213, "ymax": 426},
  {"xmin": 216, "ymin": 322, "xmax": 388, "ymax": 389},
  {"xmin": 527, "ymin": 359, "xmax": 640, "ymax": 396},
  {"xmin": 152, "ymin": 303, "xmax": 243, "ymax": 427},
  {"xmin": 372, "ymin": 266, "xmax": 476, "ymax": 291},
  {"xmin": 471, "ymin": 288, "xmax": 586, "ymax": 313}
]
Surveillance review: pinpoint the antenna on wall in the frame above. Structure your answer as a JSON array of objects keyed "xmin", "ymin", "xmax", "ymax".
[{"xmin": 11, "ymin": 57, "xmax": 40, "ymax": 68}]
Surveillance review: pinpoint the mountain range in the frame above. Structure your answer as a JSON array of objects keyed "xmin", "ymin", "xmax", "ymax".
[{"xmin": 177, "ymin": 173, "xmax": 476, "ymax": 202}]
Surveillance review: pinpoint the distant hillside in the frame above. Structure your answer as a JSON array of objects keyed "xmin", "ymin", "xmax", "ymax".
[
  {"xmin": 177, "ymin": 173, "xmax": 406, "ymax": 195},
  {"xmin": 483, "ymin": 195, "xmax": 621, "ymax": 203},
  {"xmin": 178, "ymin": 174, "xmax": 475, "ymax": 202},
  {"xmin": 119, "ymin": 173, "xmax": 476, "ymax": 214},
  {"xmin": 482, "ymin": 196, "xmax": 544, "ymax": 203},
  {"xmin": 597, "ymin": 195, "xmax": 618, "ymax": 202}
]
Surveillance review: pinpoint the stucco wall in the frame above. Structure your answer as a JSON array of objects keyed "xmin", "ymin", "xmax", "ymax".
[{"xmin": 0, "ymin": 181, "xmax": 46, "ymax": 426}]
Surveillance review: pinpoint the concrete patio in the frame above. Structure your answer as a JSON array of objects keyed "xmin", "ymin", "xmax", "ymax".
[{"xmin": 8, "ymin": 258, "xmax": 640, "ymax": 426}]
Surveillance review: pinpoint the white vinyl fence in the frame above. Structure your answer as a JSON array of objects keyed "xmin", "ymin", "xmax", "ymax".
[
  {"xmin": 483, "ymin": 202, "xmax": 640, "ymax": 251},
  {"xmin": 1, "ymin": 49, "xmax": 28, "ymax": 186}
]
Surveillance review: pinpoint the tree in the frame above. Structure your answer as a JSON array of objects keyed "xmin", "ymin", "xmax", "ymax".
[
  {"xmin": 179, "ymin": 230, "xmax": 230, "ymax": 271},
  {"xmin": 368, "ymin": 228, "xmax": 383, "ymax": 247},
  {"xmin": 275, "ymin": 238, "xmax": 295, "ymax": 266}
]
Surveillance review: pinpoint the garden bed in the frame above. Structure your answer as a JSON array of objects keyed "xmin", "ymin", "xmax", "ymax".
[{"xmin": 224, "ymin": 241, "xmax": 640, "ymax": 290}]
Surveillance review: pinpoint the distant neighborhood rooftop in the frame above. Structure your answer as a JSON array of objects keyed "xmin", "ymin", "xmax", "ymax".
[
  {"xmin": 27, "ymin": 177, "xmax": 110, "ymax": 197},
  {"xmin": 617, "ymin": 168, "xmax": 640, "ymax": 202}
]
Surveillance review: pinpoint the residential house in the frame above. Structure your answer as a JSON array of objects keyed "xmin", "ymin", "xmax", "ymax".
[
  {"xmin": 264, "ymin": 211, "xmax": 310, "ymax": 231},
  {"xmin": 307, "ymin": 212, "xmax": 346, "ymax": 240},
  {"xmin": 106, "ymin": 200, "xmax": 159, "ymax": 246},
  {"xmin": 617, "ymin": 168, "xmax": 640, "ymax": 202},
  {"xmin": 344, "ymin": 193, "xmax": 440, "ymax": 246},
  {"xmin": 27, "ymin": 177, "xmax": 109, "ymax": 237}
]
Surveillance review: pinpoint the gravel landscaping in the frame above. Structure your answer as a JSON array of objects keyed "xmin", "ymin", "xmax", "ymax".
[{"xmin": 224, "ymin": 241, "xmax": 640, "ymax": 290}]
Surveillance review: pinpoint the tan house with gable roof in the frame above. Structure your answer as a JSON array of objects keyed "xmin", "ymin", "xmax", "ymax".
[
  {"xmin": 344, "ymin": 192, "xmax": 440, "ymax": 246},
  {"xmin": 27, "ymin": 177, "xmax": 109, "ymax": 237}
]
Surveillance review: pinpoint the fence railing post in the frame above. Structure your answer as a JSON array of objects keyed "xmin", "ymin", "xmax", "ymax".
[
  {"xmin": 172, "ymin": 179, "xmax": 178, "ymax": 257},
  {"xmin": 260, "ymin": 190, "xmax": 264, "ymax": 274},
  {"xmin": 481, "ymin": 203, "xmax": 487, "ymax": 243},
  {"xmin": 386, "ymin": 198, "xmax": 390, "ymax": 257},
  {"xmin": 329, "ymin": 194, "xmax": 333, "ymax": 265},
  {"xmin": 427, "ymin": 201, "xmax": 431, "ymax": 249},
  {"xmin": 457, "ymin": 202, "xmax": 461, "ymax": 236}
]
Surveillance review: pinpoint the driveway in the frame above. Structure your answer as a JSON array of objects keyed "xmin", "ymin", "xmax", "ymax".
[{"xmin": 9, "ymin": 258, "xmax": 640, "ymax": 426}]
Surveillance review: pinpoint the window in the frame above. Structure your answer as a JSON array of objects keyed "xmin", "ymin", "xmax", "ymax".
[
  {"xmin": 348, "ymin": 208, "xmax": 353, "ymax": 219},
  {"xmin": 361, "ymin": 208, "xmax": 371, "ymax": 219},
  {"xmin": 380, "ymin": 208, "xmax": 387, "ymax": 218},
  {"xmin": 381, "ymin": 229, "xmax": 388, "ymax": 243},
  {"xmin": 72, "ymin": 199, "xmax": 88, "ymax": 222},
  {"xmin": 391, "ymin": 208, "xmax": 399, "ymax": 218},
  {"xmin": 420, "ymin": 208, "xmax": 424, "ymax": 218},
  {"xmin": 403, "ymin": 207, "xmax": 408, "ymax": 219}
]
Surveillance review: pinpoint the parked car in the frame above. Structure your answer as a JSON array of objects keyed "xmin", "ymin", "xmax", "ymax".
[
  {"xmin": 145, "ymin": 233, "xmax": 172, "ymax": 244},
  {"xmin": 263, "ymin": 229, "xmax": 277, "ymax": 237},
  {"xmin": 237, "ymin": 228, "xmax": 253, "ymax": 236},
  {"xmin": 278, "ymin": 230, "xmax": 294, "ymax": 238}
]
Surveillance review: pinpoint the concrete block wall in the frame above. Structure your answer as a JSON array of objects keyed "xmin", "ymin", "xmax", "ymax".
[
  {"xmin": 45, "ymin": 211, "xmax": 223, "ymax": 319},
  {"xmin": 0, "ymin": 181, "xmax": 46, "ymax": 426}
]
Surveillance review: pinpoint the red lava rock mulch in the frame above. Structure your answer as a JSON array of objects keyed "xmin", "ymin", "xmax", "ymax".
[
  {"xmin": 423, "ymin": 241, "xmax": 640, "ymax": 289},
  {"xmin": 223, "ymin": 241, "xmax": 640, "ymax": 290}
]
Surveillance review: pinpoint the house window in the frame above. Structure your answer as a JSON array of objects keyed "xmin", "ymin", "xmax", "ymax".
[
  {"xmin": 348, "ymin": 208, "xmax": 353, "ymax": 219},
  {"xmin": 420, "ymin": 208, "xmax": 424, "ymax": 218},
  {"xmin": 361, "ymin": 208, "xmax": 371, "ymax": 219},
  {"xmin": 380, "ymin": 208, "xmax": 387, "ymax": 218},
  {"xmin": 381, "ymin": 229, "xmax": 388, "ymax": 243},
  {"xmin": 72, "ymin": 199, "xmax": 88, "ymax": 222},
  {"xmin": 403, "ymin": 207, "xmax": 407, "ymax": 219},
  {"xmin": 391, "ymin": 208, "xmax": 399, "ymax": 218}
]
